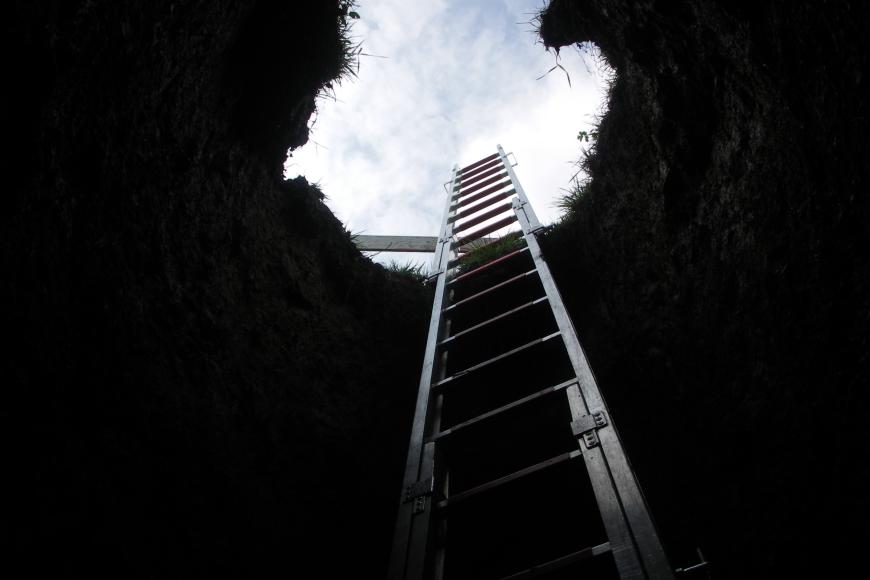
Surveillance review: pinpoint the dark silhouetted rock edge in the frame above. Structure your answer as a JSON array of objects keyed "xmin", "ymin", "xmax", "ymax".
[
  {"xmin": 3, "ymin": 2, "xmax": 430, "ymax": 577},
  {"xmin": 539, "ymin": 1, "xmax": 870, "ymax": 578}
]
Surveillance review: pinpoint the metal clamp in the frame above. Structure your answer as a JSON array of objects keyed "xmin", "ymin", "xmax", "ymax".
[
  {"xmin": 403, "ymin": 477, "xmax": 434, "ymax": 514},
  {"xmin": 571, "ymin": 410, "xmax": 608, "ymax": 449},
  {"xmin": 507, "ymin": 152, "xmax": 518, "ymax": 167}
]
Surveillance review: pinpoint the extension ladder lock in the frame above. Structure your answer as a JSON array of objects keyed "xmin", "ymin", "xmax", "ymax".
[{"xmin": 389, "ymin": 146, "xmax": 675, "ymax": 580}]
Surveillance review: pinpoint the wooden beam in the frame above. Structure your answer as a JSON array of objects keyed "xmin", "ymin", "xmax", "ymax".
[
  {"xmin": 354, "ymin": 235, "xmax": 438, "ymax": 252},
  {"xmin": 354, "ymin": 235, "xmax": 498, "ymax": 253}
]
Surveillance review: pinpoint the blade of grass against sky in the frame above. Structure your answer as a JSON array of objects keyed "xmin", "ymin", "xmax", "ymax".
[{"xmin": 284, "ymin": 0, "xmax": 614, "ymax": 272}]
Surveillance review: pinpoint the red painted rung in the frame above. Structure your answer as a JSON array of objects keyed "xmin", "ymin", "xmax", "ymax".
[
  {"xmin": 455, "ymin": 215, "xmax": 517, "ymax": 248},
  {"xmin": 458, "ymin": 158, "xmax": 502, "ymax": 182},
  {"xmin": 452, "ymin": 201, "xmax": 513, "ymax": 235},
  {"xmin": 448, "ymin": 245, "xmax": 528, "ymax": 284},
  {"xmin": 454, "ymin": 172, "xmax": 508, "ymax": 201},
  {"xmin": 452, "ymin": 187, "xmax": 515, "ymax": 216},
  {"xmin": 455, "ymin": 165, "xmax": 503, "ymax": 192},
  {"xmin": 459, "ymin": 152, "xmax": 499, "ymax": 174}
]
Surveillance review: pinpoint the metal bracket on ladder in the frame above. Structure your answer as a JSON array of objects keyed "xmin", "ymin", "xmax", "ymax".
[
  {"xmin": 675, "ymin": 547, "xmax": 710, "ymax": 576},
  {"xmin": 510, "ymin": 198, "xmax": 546, "ymax": 236},
  {"xmin": 571, "ymin": 410, "xmax": 608, "ymax": 449},
  {"xmin": 403, "ymin": 477, "xmax": 434, "ymax": 514}
]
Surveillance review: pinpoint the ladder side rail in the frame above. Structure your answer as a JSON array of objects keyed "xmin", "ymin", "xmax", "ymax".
[
  {"xmin": 497, "ymin": 145, "xmax": 674, "ymax": 580},
  {"xmin": 513, "ymin": 198, "xmax": 644, "ymax": 580},
  {"xmin": 408, "ymin": 338, "xmax": 448, "ymax": 580},
  {"xmin": 389, "ymin": 165, "xmax": 459, "ymax": 580}
]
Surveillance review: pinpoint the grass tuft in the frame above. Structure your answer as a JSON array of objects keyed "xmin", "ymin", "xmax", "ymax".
[
  {"xmin": 456, "ymin": 232, "xmax": 525, "ymax": 273},
  {"xmin": 384, "ymin": 260, "xmax": 428, "ymax": 283},
  {"xmin": 555, "ymin": 178, "xmax": 591, "ymax": 221},
  {"xmin": 316, "ymin": 2, "xmax": 363, "ymax": 102}
]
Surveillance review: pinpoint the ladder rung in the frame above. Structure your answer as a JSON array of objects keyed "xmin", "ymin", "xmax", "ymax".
[
  {"xmin": 439, "ymin": 297, "xmax": 547, "ymax": 346},
  {"xmin": 454, "ymin": 215, "xmax": 517, "ymax": 249},
  {"xmin": 450, "ymin": 188, "xmax": 516, "ymax": 223},
  {"xmin": 432, "ymin": 331, "xmax": 561, "ymax": 389},
  {"xmin": 459, "ymin": 152, "xmax": 499, "ymax": 174},
  {"xmin": 444, "ymin": 268, "xmax": 536, "ymax": 310},
  {"xmin": 437, "ymin": 449, "xmax": 582, "ymax": 509},
  {"xmin": 452, "ymin": 180, "xmax": 512, "ymax": 210},
  {"xmin": 426, "ymin": 378, "xmax": 577, "ymax": 443},
  {"xmin": 448, "ymin": 248, "xmax": 529, "ymax": 286},
  {"xmin": 451, "ymin": 185, "xmax": 514, "ymax": 215},
  {"xmin": 498, "ymin": 542, "xmax": 613, "ymax": 580},
  {"xmin": 455, "ymin": 164, "xmax": 503, "ymax": 191},
  {"xmin": 453, "ymin": 172, "xmax": 509, "ymax": 201},
  {"xmin": 457, "ymin": 158, "xmax": 501, "ymax": 183},
  {"xmin": 452, "ymin": 201, "xmax": 514, "ymax": 235}
]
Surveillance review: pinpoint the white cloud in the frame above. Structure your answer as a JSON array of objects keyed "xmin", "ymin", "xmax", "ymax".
[{"xmin": 285, "ymin": 0, "xmax": 612, "ymax": 271}]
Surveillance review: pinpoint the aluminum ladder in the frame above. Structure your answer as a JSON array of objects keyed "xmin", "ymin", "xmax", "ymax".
[{"xmin": 388, "ymin": 146, "xmax": 675, "ymax": 580}]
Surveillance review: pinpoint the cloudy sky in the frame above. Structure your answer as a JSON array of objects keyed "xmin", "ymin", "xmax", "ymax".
[{"xmin": 284, "ymin": 0, "xmax": 612, "ymax": 270}]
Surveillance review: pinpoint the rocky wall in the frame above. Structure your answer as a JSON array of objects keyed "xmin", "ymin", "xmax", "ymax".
[
  {"xmin": 3, "ymin": 2, "xmax": 430, "ymax": 577},
  {"xmin": 539, "ymin": 1, "xmax": 870, "ymax": 577}
]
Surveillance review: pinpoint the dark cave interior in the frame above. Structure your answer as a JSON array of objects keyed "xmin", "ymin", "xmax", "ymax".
[{"xmin": 4, "ymin": 1, "xmax": 869, "ymax": 578}]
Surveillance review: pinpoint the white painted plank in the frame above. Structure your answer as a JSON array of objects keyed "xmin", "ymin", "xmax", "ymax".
[
  {"xmin": 354, "ymin": 235, "xmax": 439, "ymax": 252},
  {"xmin": 354, "ymin": 235, "xmax": 499, "ymax": 253}
]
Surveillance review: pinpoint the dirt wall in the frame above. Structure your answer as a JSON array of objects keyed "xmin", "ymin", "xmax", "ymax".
[
  {"xmin": 3, "ymin": 2, "xmax": 430, "ymax": 577},
  {"xmin": 539, "ymin": 1, "xmax": 870, "ymax": 577}
]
